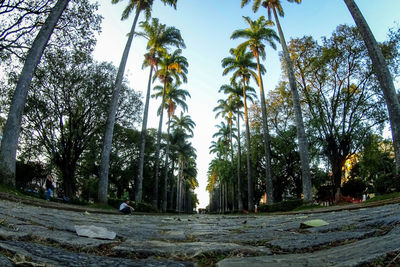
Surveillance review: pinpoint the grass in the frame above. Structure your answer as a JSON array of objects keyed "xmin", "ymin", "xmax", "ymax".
[
  {"xmin": 0, "ymin": 183, "xmax": 117, "ymax": 211},
  {"xmin": 365, "ymin": 192, "xmax": 400, "ymax": 203},
  {"xmin": 292, "ymin": 204, "xmax": 325, "ymax": 212},
  {"xmin": 0, "ymin": 183, "xmax": 25, "ymax": 196}
]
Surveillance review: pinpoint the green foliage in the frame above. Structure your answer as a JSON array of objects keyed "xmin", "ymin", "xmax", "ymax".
[
  {"xmin": 315, "ymin": 185, "xmax": 334, "ymax": 202},
  {"xmin": 353, "ymin": 135, "xmax": 395, "ymax": 186},
  {"xmin": 134, "ymin": 202, "xmax": 158, "ymax": 212},
  {"xmin": 258, "ymin": 199, "xmax": 303, "ymax": 212},
  {"xmin": 289, "ymin": 25, "xmax": 388, "ymax": 190},
  {"xmin": 341, "ymin": 178, "xmax": 367, "ymax": 198},
  {"xmin": 374, "ymin": 174, "xmax": 400, "ymax": 195},
  {"xmin": 107, "ymin": 198, "xmax": 124, "ymax": 209},
  {"xmin": 365, "ymin": 192, "xmax": 400, "ymax": 203},
  {"xmin": 15, "ymin": 161, "xmax": 47, "ymax": 189}
]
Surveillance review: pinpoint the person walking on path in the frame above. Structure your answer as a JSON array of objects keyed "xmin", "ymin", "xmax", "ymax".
[{"xmin": 45, "ymin": 175, "xmax": 54, "ymax": 201}]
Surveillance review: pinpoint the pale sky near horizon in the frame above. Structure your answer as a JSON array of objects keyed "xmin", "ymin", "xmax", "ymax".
[{"xmin": 91, "ymin": 0, "xmax": 400, "ymax": 209}]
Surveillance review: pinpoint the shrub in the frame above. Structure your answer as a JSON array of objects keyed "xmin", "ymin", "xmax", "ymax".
[
  {"xmin": 374, "ymin": 174, "xmax": 400, "ymax": 194},
  {"xmin": 133, "ymin": 202, "xmax": 158, "ymax": 213},
  {"xmin": 316, "ymin": 185, "xmax": 335, "ymax": 202},
  {"xmin": 258, "ymin": 199, "xmax": 303, "ymax": 213},
  {"xmin": 341, "ymin": 178, "xmax": 367, "ymax": 198},
  {"xmin": 107, "ymin": 198, "xmax": 123, "ymax": 209}
]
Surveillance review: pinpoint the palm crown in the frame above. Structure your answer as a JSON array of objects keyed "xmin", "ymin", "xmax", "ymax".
[
  {"xmin": 112, "ymin": 0, "xmax": 178, "ymax": 21},
  {"xmin": 156, "ymin": 49, "xmax": 188, "ymax": 85},
  {"xmin": 171, "ymin": 112, "xmax": 195, "ymax": 137},
  {"xmin": 152, "ymin": 83, "xmax": 190, "ymax": 117},
  {"xmin": 222, "ymin": 48, "xmax": 262, "ymax": 85},
  {"xmin": 241, "ymin": 0, "xmax": 301, "ymax": 19},
  {"xmin": 138, "ymin": 18, "xmax": 185, "ymax": 69},
  {"xmin": 231, "ymin": 16, "xmax": 279, "ymax": 60}
]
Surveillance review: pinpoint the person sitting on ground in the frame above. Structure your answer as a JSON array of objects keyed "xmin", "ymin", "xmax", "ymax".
[{"xmin": 119, "ymin": 200, "xmax": 134, "ymax": 215}]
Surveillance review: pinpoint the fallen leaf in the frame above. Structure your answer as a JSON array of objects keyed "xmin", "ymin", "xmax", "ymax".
[{"xmin": 300, "ymin": 219, "xmax": 329, "ymax": 229}]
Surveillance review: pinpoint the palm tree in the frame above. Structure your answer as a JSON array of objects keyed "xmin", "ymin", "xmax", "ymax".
[
  {"xmin": 175, "ymin": 135, "xmax": 196, "ymax": 212},
  {"xmin": 169, "ymin": 113, "xmax": 195, "ymax": 211},
  {"xmin": 213, "ymin": 121, "xmax": 233, "ymax": 212},
  {"xmin": 97, "ymin": 0, "xmax": 178, "ymax": 204},
  {"xmin": 214, "ymin": 98, "xmax": 239, "ymax": 210},
  {"xmin": 209, "ymin": 139, "xmax": 228, "ymax": 212},
  {"xmin": 241, "ymin": 0, "xmax": 312, "ymax": 202},
  {"xmin": 171, "ymin": 112, "xmax": 195, "ymax": 137},
  {"xmin": 222, "ymin": 48, "xmax": 259, "ymax": 211},
  {"xmin": 0, "ymin": 0, "xmax": 70, "ymax": 186},
  {"xmin": 150, "ymin": 49, "xmax": 188, "ymax": 208},
  {"xmin": 135, "ymin": 18, "xmax": 185, "ymax": 208},
  {"xmin": 153, "ymin": 84, "xmax": 190, "ymax": 210},
  {"xmin": 218, "ymin": 82, "xmax": 256, "ymax": 211},
  {"xmin": 231, "ymin": 15, "xmax": 279, "ymax": 204},
  {"xmin": 344, "ymin": 0, "xmax": 400, "ymax": 172}
]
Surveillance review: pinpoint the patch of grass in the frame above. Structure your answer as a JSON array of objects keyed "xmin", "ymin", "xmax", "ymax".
[
  {"xmin": 292, "ymin": 204, "xmax": 324, "ymax": 212},
  {"xmin": 339, "ymin": 224, "xmax": 357, "ymax": 231},
  {"xmin": 0, "ymin": 184, "xmax": 24, "ymax": 195},
  {"xmin": 365, "ymin": 192, "xmax": 400, "ymax": 203},
  {"xmin": 195, "ymin": 252, "xmax": 226, "ymax": 267},
  {"xmin": 87, "ymin": 203, "xmax": 115, "ymax": 210}
]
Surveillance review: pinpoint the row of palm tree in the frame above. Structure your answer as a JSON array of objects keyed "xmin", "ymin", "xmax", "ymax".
[
  {"xmin": 0, "ymin": 0, "xmax": 199, "ymax": 211},
  {"xmin": 208, "ymin": 0, "xmax": 398, "ymax": 211},
  {"xmin": 135, "ymin": 17, "xmax": 186, "ymax": 206},
  {"xmin": 97, "ymin": 0, "xmax": 179, "ymax": 204}
]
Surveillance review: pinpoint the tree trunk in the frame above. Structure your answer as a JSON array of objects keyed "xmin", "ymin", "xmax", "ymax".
[
  {"xmin": 162, "ymin": 112, "xmax": 171, "ymax": 212},
  {"xmin": 229, "ymin": 122, "xmax": 236, "ymax": 211},
  {"xmin": 152, "ymin": 83, "xmax": 167, "ymax": 209},
  {"xmin": 255, "ymin": 54, "xmax": 274, "ymax": 204},
  {"xmin": 236, "ymin": 115, "xmax": 244, "ymax": 211},
  {"xmin": 344, "ymin": 0, "xmax": 400, "ymax": 172},
  {"xmin": 0, "ymin": 0, "xmax": 70, "ymax": 186},
  {"xmin": 242, "ymin": 80, "xmax": 254, "ymax": 212},
  {"xmin": 60, "ymin": 164, "xmax": 76, "ymax": 199},
  {"xmin": 273, "ymin": 8, "xmax": 312, "ymax": 202},
  {"xmin": 98, "ymin": 9, "xmax": 141, "ymax": 204},
  {"xmin": 136, "ymin": 66, "xmax": 154, "ymax": 202},
  {"xmin": 168, "ymin": 159, "xmax": 175, "ymax": 210}
]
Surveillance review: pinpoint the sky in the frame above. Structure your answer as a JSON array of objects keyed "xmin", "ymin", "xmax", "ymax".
[{"xmin": 91, "ymin": 0, "xmax": 400, "ymax": 209}]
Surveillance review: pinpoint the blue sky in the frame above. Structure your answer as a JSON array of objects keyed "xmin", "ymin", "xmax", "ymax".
[{"xmin": 92, "ymin": 0, "xmax": 400, "ymax": 209}]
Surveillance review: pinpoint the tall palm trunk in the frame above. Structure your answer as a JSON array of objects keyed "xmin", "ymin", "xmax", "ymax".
[
  {"xmin": 255, "ymin": 54, "xmax": 274, "ymax": 204},
  {"xmin": 236, "ymin": 115, "xmax": 244, "ymax": 211},
  {"xmin": 168, "ymin": 159, "xmax": 175, "ymax": 210},
  {"xmin": 219, "ymin": 184, "xmax": 222, "ymax": 213},
  {"xmin": 162, "ymin": 112, "xmax": 172, "ymax": 212},
  {"xmin": 229, "ymin": 121, "xmax": 236, "ymax": 211},
  {"xmin": 136, "ymin": 66, "xmax": 154, "ymax": 201},
  {"xmin": 176, "ymin": 158, "xmax": 182, "ymax": 212},
  {"xmin": 272, "ymin": 7, "xmax": 312, "ymax": 202},
  {"xmin": 344, "ymin": 0, "xmax": 400, "ymax": 172},
  {"xmin": 153, "ymin": 82, "xmax": 167, "ymax": 209},
  {"xmin": 242, "ymin": 80, "xmax": 254, "ymax": 211},
  {"xmin": 0, "ymin": 0, "xmax": 70, "ymax": 186},
  {"xmin": 98, "ymin": 8, "xmax": 142, "ymax": 204}
]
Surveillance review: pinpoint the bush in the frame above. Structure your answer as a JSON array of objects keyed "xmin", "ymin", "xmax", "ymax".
[
  {"xmin": 133, "ymin": 202, "xmax": 158, "ymax": 213},
  {"xmin": 107, "ymin": 198, "xmax": 123, "ymax": 209},
  {"xmin": 258, "ymin": 199, "xmax": 303, "ymax": 213},
  {"xmin": 374, "ymin": 174, "xmax": 400, "ymax": 194},
  {"xmin": 316, "ymin": 185, "xmax": 335, "ymax": 202},
  {"xmin": 341, "ymin": 178, "xmax": 367, "ymax": 198}
]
